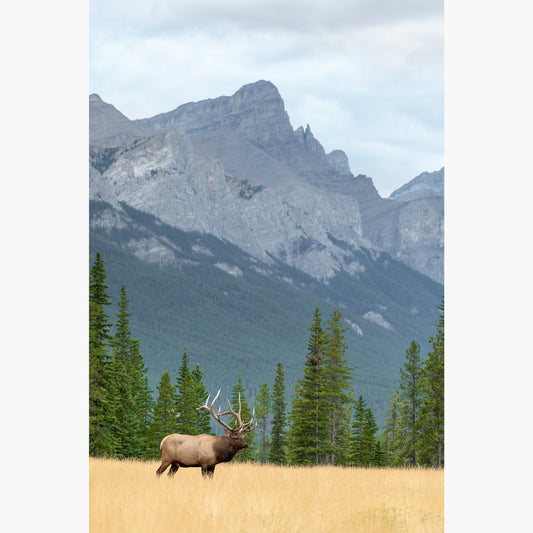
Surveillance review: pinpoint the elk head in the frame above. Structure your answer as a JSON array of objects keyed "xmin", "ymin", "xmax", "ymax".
[{"xmin": 197, "ymin": 389, "xmax": 256, "ymax": 448}]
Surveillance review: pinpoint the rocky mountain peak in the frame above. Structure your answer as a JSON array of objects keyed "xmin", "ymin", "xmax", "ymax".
[
  {"xmin": 389, "ymin": 167, "xmax": 444, "ymax": 201},
  {"xmin": 135, "ymin": 80, "xmax": 295, "ymax": 149},
  {"xmin": 90, "ymin": 93, "xmax": 154, "ymax": 148},
  {"xmin": 90, "ymin": 81, "xmax": 443, "ymax": 284},
  {"xmin": 232, "ymin": 79, "xmax": 279, "ymax": 100},
  {"xmin": 294, "ymin": 124, "xmax": 325, "ymax": 156},
  {"xmin": 326, "ymin": 150, "xmax": 352, "ymax": 175}
]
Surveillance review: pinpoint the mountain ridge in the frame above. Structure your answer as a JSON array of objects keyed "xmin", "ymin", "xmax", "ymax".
[
  {"xmin": 389, "ymin": 167, "xmax": 444, "ymax": 201},
  {"xmin": 88, "ymin": 80, "xmax": 444, "ymax": 422},
  {"xmin": 90, "ymin": 199, "xmax": 442, "ymax": 425},
  {"xmin": 90, "ymin": 80, "xmax": 443, "ymax": 283}
]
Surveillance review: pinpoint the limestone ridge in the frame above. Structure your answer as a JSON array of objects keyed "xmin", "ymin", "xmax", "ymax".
[
  {"xmin": 136, "ymin": 80, "xmax": 295, "ymax": 149},
  {"xmin": 89, "ymin": 80, "xmax": 443, "ymax": 283},
  {"xmin": 295, "ymin": 124, "xmax": 325, "ymax": 155},
  {"xmin": 389, "ymin": 168, "xmax": 444, "ymax": 201},
  {"xmin": 134, "ymin": 81, "xmax": 353, "ymax": 190},
  {"xmin": 90, "ymin": 127, "xmax": 369, "ymax": 281},
  {"xmin": 89, "ymin": 94, "xmax": 153, "ymax": 148},
  {"xmin": 354, "ymin": 168, "xmax": 444, "ymax": 284}
]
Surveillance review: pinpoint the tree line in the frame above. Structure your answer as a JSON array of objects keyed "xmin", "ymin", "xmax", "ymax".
[
  {"xmin": 382, "ymin": 300, "xmax": 444, "ymax": 467},
  {"xmin": 90, "ymin": 250, "xmax": 443, "ymax": 466}
]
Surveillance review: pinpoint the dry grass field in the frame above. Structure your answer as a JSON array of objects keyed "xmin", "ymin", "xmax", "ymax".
[{"xmin": 89, "ymin": 458, "xmax": 443, "ymax": 533}]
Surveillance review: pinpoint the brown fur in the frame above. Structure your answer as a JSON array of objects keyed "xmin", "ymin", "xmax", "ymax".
[{"xmin": 156, "ymin": 430, "xmax": 248, "ymax": 478}]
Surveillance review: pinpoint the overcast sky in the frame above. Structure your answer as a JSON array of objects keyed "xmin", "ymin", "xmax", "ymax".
[{"xmin": 89, "ymin": 0, "xmax": 443, "ymax": 197}]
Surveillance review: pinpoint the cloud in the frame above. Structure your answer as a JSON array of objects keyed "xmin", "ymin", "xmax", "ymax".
[
  {"xmin": 90, "ymin": 0, "xmax": 444, "ymax": 195},
  {"xmin": 91, "ymin": 0, "xmax": 442, "ymax": 37}
]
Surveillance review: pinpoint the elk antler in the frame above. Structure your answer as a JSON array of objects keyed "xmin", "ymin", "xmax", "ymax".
[
  {"xmin": 197, "ymin": 389, "xmax": 257, "ymax": 433},
  {"xmin": 196, "ymin": 389, "xmax": 234, "ymax": 432}
]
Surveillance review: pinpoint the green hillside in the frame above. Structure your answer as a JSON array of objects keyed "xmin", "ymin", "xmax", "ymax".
[{"xmin": 90, "ymin": 201, "xmax": 442, "ymax": 425}]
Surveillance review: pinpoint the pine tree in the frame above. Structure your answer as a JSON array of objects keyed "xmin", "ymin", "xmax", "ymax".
[
  {"xmin": 323, "ymin": 309, "xmax": 355, "ymax": 465},
  {"xmin": 230, "ymin": 375, "xmax": 255, "ymax": 461},
  {"xmin": 107, "ymin": 356, "xmax": 140, "ymax": 458},
  {"xmin": 89, "ymin": 251, "xmax": 115, "ymax": 457},
  {"xmin": 254, "ymin": 383, "xmax": 271, "ymax": 463},
  {"xmin": 268, "ymin": 362, "xmax": 287, "ymax": 465},
  {"xmin": 288, "ymin": 308, "xmax": 330, "ymax": 465},
  {"xmin": 391, "ymin": 397, "xmax": 409, "ymax": 466},
  {"xmin": 131, "ymin": 339, "xmax": 154, "ymax": 458},
  {"xmin": 398, "ymin": 340, "xmax": 423, "ymax": 465},
  {"xmin": 175, "ymin": 349, "xmax": 197, "ymax": 435},
  {"xmin": 418, "ymin": 299, "xmax": 444, "ymax": 467},
  {"xmin": 351, "ymin": 397, "xmax": 380, "ymax": 466},
  {"xmin": 190, "ymin": 364, "xmax": 211, "ymax": 434},
  {"xmin": 148, "ymin": 371, "xmax": 177, "ymax": 458},
  {"xmin": 107, "ymin": 286, "xmax": 151, "ymax": 458},
  {"xmin": 107, "ymin": 286, "xmax": 133, "ymax": 456},
  {"xmin": 372, "ymin": 440, "xmax": 385, "ymax": 466},
  {"xmin": 383, "ymin": 388, "xmax": 402, "ymax": 466},
  {"xmin": 361, "ymin": 407, "xmax": 379, "ymax": 466},
  {"xmin": 351, "ymin": 395, "xmax": 367, "ymax": 466}
]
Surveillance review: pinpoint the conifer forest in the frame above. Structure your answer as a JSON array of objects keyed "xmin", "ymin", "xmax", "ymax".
[{"xmin": 90, "ymin": 250, "xmax": 444, "ymax": 467}]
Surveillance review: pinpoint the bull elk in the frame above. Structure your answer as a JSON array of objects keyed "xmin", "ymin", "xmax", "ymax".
[{"xmin": 156, "ymin": 389, "xmax": 256, "ymax": 478}]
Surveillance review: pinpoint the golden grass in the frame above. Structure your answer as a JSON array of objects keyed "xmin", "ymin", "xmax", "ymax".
[{"xmin": 90, "ymin": 458, "xmax": 443, "ymax": 533}]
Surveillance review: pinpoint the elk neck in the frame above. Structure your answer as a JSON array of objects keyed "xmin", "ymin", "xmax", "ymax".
[{"xmin": 213, "ymin": 434, "xmax": 243, "ymax": 463}]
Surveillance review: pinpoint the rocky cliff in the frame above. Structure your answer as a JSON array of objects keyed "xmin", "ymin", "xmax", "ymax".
[
  {"xmin": 389, "ymin": 168, "xmax": 444, "ymax": 201},
  {"xmin": 350, "ymin": 170, "xmax": 444, "ymax": 284},
  {"xmin": 90, "ymin": 81, "xmax": 443, "ymax": 283},
  {"xmin": 90, "ymin": 127, "xmax": 371, "ymax": 281},
  {"xmin": 89, "ymin": 94, "xmax": 153, "ymax": 148}
]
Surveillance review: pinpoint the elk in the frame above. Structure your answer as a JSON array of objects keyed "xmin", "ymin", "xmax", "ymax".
[{"xmin": 156, "ymin": 389, "xmax": 256, "ymax": 478}]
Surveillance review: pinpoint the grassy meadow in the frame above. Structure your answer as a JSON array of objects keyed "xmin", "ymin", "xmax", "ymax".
[{"xmin": 89, "ymin": 458, "xmax": 443, "ymax": 533}]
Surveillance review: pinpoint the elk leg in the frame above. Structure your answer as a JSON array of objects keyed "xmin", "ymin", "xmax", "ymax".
[
  {"xmin": 156, "ymin": 460, "xmax": 171, "ymax": 476},
  {"xmin": 168, "ymin": 462, "xmax": 179, "ymax": 476},
  {"xmin": 203, "ymin": 465, "xmax": 215, "ymax": 478}
]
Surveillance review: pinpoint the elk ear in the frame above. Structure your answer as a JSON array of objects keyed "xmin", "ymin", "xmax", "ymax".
[{"xmin": 224, "ymin": 429, "xmax": 232, "ymax": 437}]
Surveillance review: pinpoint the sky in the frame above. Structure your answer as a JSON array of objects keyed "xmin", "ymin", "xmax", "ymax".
[{"xmin": 89, "ymin": 0, "xmax": 444, "ymax": 197}]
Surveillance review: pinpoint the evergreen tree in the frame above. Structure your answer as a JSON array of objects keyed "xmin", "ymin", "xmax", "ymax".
[
  {"xmin": 418, "ymin": 299, "xmax": 445, "ymax": 467},
  {"xmin": 89, "ymin": 251, "xmax": 115, "ymax": 457},
  {"xmin": 190, "ymin": 364, "xmax": 211, "ymax": 434},
  {"xmin": 391, "ymin": 397, "xmax": 409, "ymax": 466},
  {"xmin": 323, "ymin": 309, "xmax": 355, "ymax": 465},
  {"xmin": 351, "ymin": 395, "xmax": 367, "ymax": 466},
  {"xmin": 148, "ymin": 371, "xmax": 177, "ymax": 458},
  {"xmin": 89, "ymin": 252, "xmax": 112, "ymax": 344},
  {"xmin": 382, "ymin": 388, "xmax": 402, "ymax": 466},
  {"xmin": 230, "ymin": 375, "xmax": 255, "ymax": 461},
  {"xmin": 288, "ymin": 308, "xmax": 330, "ymax": 465},
  {"xmin": 351, "ymin": 397, "xmax": 380, "ymax": 466},
  {"xmin": 254, "ymin": 383, "xmax": 271, "ymax": 463},
  {"xmin": 268, "ymin": 362, "xmax": 287, "ymax": 465},
  {"xmin": 107, "ymin": 285, "xmax": 151, "ymax": 458},
  {"xmin": 398, "ymin": 340, "xmax": 424, "ymax": 465},
  {"xmin": 372, "ymin": 440, "xmax": 385, "ymax": 466},
  {"xmin": 131, "ymin": 339, "xmax": 154, "ymax": 458},
  {"xmin": 175, "ymin": 349, "xmax": 197, "ymax": 435},
  {"xmin": 107, "ymin": 355, "xmax": 140, "ymax": 458},
  {"xmin": 361, "ymin": 407, "xmax": 379, "ymax": 466}
]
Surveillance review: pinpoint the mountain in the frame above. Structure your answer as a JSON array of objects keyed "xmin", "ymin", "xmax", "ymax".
[
  {"xmin": 90, "ymin": 199, "xmax": 441, "ymax": 425},
  {"xmin": 389, "ymin": 168, "xmax": 444, "ymax": 201},
  {"xmin": 357, "ymin": 168, "xmax": 444, "ymax": 284},
  {"xmin": 354, "ymin": 175, "xmax": 444, "ymax": 285},
  {"xmin": 89, "ymin": 80, "xmax": 444, "ymax": 423},
  {"xmin": 90, "ymin": 80, "xmax": 443, "ymax": 283},
  {"xmin": 89, "ymin": 126, "xmax": 372, "ymax": 281},
  {"xmin": 89, "ymin": 94, "xmax": 153, "ymax": 148}
]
